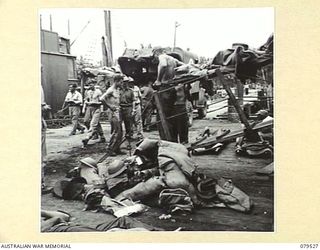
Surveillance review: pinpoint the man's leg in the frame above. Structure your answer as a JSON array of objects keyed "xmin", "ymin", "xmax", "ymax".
[
  {"xmin": 122, "ymin": 107, "xmax": 131, "ymax": 137},
  {"xmin": 107, "ymin": 116, "xmax": 116, "ymax": 151},
  {"xmin": 144, "ymin": 105, "xmax": 153, "ymax": 131},
  {"xmin": 83, "ymin": 106, "xmax": 93, "ymax": 130},
  {"xmin": 41, "ymin": 127, "xmax": 52, "ymax": 193},
  {"xmin": 90, "ymin": 108, "xmax": 105, "ymax": 142},
  {"xmin": 69, "ymin": 107, "xmax": 77, "ymax": 135},
  {"xmin": 97, "ymin": 122, "xmax": 105, "ymax": 142},
  {"xmin": 175, "ymin": 104, "xmax": 189, "ymax": 144},
  {"xmin": 95, "ymin": 216, "xmax": 163, "ymax": 231},
  {"xmin": 107, "ymin": 109, "xmax": 114, "ymax": 134},
  {"xmin": 45, "ymin": 223, "xmax": 98, "ymax": 232},
  {"xmin": 107, "ymin": 115, "xmax": 123, "ymax": 154},
  {"xmin": 135, "ymin": 105, "xmax": 144, "ymax": 139},
  {"xmin": 179, "ymin": 116, "xmax": 189, "ymax": 144},
  {"xmin": 41, "ymin": 128, "xmax": 46, "ymax": 184},
  {"xmin": 74, "ymin": 107, "xmax": 85, "ymax": 132},
  {"xmin": 171, "ymin": 120, "xmax": 178, "ymax": 143},
  {"xmin": 122, "ymin": 107, "xmax": 132, "ymax": 137},
  {"xmin": 82, "ymin": 108, "xmax": 101, "ymax": 146},
  {"xmin": 113, "ymin": 116, "xmax": 123, "ymax": 153}
]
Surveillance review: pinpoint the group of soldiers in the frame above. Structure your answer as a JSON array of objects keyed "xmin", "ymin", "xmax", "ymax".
[
  {"xmin": 63, "ymin": 75, "xmax": 154, "ymax": 156},
  {"xmin": 41, "ymin": 48, "xmax": 191, "ymax": 193},
  {"xmin": 63, "ymin": 47, "xmax": 192, "ymax": 156}
]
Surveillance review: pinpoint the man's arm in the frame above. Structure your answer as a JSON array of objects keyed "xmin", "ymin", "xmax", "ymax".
[
  {"xmin": 174, "ymin": 58, "xmax": 185, "ymax": 67},
  {"xmin": 155, "ymin": 55, "xmax": 168, "ymax": 84},
  {"xmin": 137, "ymin": 88, "xmax": 142, "ymax": 104},
  {"xmin": 61, "ymin": 92, "xmax": 71, "ymax": 109}
]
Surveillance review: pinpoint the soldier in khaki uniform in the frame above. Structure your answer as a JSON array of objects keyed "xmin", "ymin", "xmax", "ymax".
[
  {"xmin": 62, "ymin": 83, "xmax": 85, "ymax": 136},
  {"xmin": 82, "ymin": 82, "xmax": 106, "ymax": 147}
]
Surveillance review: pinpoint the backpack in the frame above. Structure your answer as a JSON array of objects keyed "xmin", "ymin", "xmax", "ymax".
[{"xmin": 159, "ymin": 188, "xmax": 193, "ymax": 214}]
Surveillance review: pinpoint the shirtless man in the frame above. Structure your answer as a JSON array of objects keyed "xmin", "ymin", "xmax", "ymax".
[
  {"xmin": 100, "ymin": 75, "xmax": 123, "ymax": 156},
  {"xmin": 153, "ymin": 48, "xmax": 184, "ymax": 86},
  {"xmin": 153, "ymin": 48, "xmax": 188, "ymax": 142}
]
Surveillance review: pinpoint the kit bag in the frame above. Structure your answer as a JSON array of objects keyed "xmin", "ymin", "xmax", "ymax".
[
  {"xmin": 159, "ymin": 188, "xmax": 193, "ymax": 214},
  {"xmin": 215, "ymin": 177, "xmax": 252, "ymax": 212}
]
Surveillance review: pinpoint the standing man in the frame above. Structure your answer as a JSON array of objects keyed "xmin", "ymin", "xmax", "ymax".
[
  {"xmin": 171, "ymin": 83, "xmax": 190, "ymax": 144},
  {"xmin": 62, "ymin": 83, "xmax": 85, "ymax": 136},
  {"xmin": 82, "ymin": 82, "xmax": 106, "ymax": 147},
  {"xmin": 153, "ymin": 48, "xmax": 185, "ymax": 141},
  {"xmin": 140, "ymin": 80, "xmax": 154, "ymax": 132},
  {"xmin": 41, "ymin": 85, "xmax": 52, "ymax": 194},
  {"xmin": 129, "ymin": 78, "xmax": 144, "ymax": 140},
  {"xmin": 100, "ymin": 75, "xmax": 123, "ymax": 156},
  {"xmin": 83, "ymin": 82, "xmax": 95, "ymax": 130},
  {"xmin": 119, "ymin": 77, "xmax": 135, "ymax": 139},
  {"xmin": 153, "ymin": 48, "xmax": 184, "ymax": 86}
]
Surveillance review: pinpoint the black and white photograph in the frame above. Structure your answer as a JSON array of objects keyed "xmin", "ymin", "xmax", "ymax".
[{"xmin": 40, "ymin": 8, "xmax": 274, "ymax": 232}]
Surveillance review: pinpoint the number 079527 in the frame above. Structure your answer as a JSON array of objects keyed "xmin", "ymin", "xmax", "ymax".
[{"xmin": 300, "ymin": 244, "xmax": 319, "ymax": 248}]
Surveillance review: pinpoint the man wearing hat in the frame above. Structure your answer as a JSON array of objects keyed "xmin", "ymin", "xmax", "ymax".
[
  {"xmin": 82, "ymin": 82, "xmax": 106, "ymax": 147},
  {"xmin": 53, "ymin": 177, "xmax": 87, "ymax": 201},
  {"xmin": 119, "ymin": 76, "xmax": 135, "ymax": 139},
  {"xmin": 105, "ymin": 159, "xmax": 129, "ymax": 197},
  {"xmin": 101, "ymin": 74, "xmax": 123, "ymax": 155},
  {"xmin": 62, "ymin": 83, "xmax": 85, "ymax": 136}
]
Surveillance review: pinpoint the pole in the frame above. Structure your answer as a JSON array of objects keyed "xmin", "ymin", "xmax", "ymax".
[
  {"xmin": 104, "ymin": 10, "xmax": 113, "ymax": 66},
  {"xmin": 80, "ymin": 73, "xmax": 85, "ymax": 98},
  {"xmin": 173, "ymin": 21, "xmax": 180, "ymax": 50},
  {"xmin": 173, "ymin": 22, "xmax": 177, "ymax": 49},
  {"xmin": 49, "ymin": 14, "xmax": 52, "ymax": 31},
  {"xmin": 216, "ymin": 70, "xmax": 251, "ymax": 131},
  {"xmin": 40, "ymin": 14, "xmax": 42, "ymax": 30},
  {"xmin": 70, "ymin": 20, "xmax": 91, "ymax": 47},
  {"xmin": 101, "ymin": 36, "xmax": 108, "ymax": 66},
  {"xmin": 67, "ymin": 19, "xmax": 70, "ymax": 36}
]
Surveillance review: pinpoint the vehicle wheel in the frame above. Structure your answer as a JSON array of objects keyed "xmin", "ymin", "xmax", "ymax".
[{"xmin": 198, "ymin": 104, "xmax": 207, "ymax": 118}]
